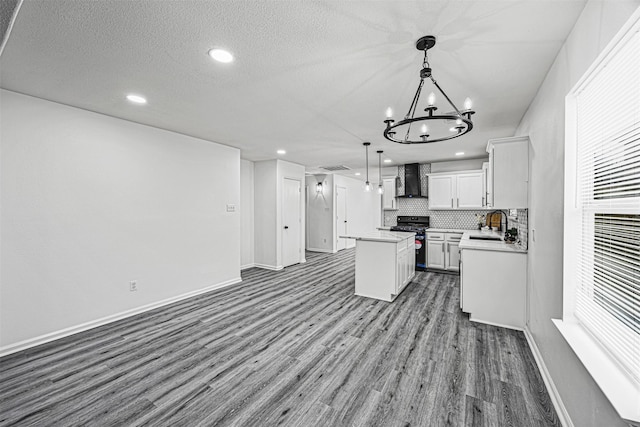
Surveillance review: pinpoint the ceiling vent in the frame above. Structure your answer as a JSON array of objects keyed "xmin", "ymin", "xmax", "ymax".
[{"xmin": 320, "ymin": 165, "xmax": 351, "ymax": 171}]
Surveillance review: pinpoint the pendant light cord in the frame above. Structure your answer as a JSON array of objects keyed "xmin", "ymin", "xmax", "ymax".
[{"xmin": 365, "ymin": 144, "xmax": 369, "ymax": 182}]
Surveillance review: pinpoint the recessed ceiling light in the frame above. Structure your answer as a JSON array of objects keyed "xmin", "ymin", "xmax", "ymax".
[
  {"xmin": 455, "ymin": 152, "xmax": 465, "ymax": 156},
  {"xmin": 126, "ymin": 94, "xmax": 147, "ymax": 104},
  {"xmin": 208, "ymin": 48, "xmax": 234, "ymax": 63},
  {"xmin": 277, "ymin": 149, "xmax": 286, "ymax": 155},
  {"xmin": 355, "ymin": 172, "xmax": 361, "ymax": 176},
  {"xmin": 384, "ymin": 159, "xmax": 392, "ymax": 163}
]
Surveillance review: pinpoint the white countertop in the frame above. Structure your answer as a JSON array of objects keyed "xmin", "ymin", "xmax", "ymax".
[
  {"xmin": 426, "ymin": 228, "xmax": 471, "ymax": 233},
  {"xmin": 340, "ymin": 230, "xmax": 415, "ymax": 243},
  {"xmin": 459, "ymin": 230, "xmax": 527, "ymax": 253}
]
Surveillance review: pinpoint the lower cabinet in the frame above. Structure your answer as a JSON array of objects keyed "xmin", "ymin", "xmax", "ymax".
[
  {"xmin": 426, "ymin": 232, "xmax": 462, "ymax": 272},
  {"xmin": 396, "ymin": 237, "xmax": 416, "ymax": 294},
  {"xmin": 460, "ymin": 248, "xmax": 526, "ymax": 329}
]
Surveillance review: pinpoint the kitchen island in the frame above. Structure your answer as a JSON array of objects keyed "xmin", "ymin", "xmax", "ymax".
[{"xmin": 340, "ymin": 231, "xmax": 416, "ymax": 302}]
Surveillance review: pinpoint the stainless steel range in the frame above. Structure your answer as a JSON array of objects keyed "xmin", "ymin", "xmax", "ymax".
[{"xmin": 390, "ymin": 216, "xmax": 430, "ymax": 270}]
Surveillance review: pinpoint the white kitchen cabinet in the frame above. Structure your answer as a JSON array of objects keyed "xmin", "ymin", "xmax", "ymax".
[
  {"xmin": 486, "ymin": 136, "xmax": 529, "ymax": 208},
  {"xmin": 428, "ymin": 171, "xmax": 484, "ymax": 210},
  {"xmin": 426, "ymin": 231, "xmax": 462, "ymax": 272},
  {"xmin": 456, "ymin": 172, "xmax": 484, "ymax": 208},
  {"xmin": 427, "ymin": 239, "xmax": 445, "ymax": 269},
  {"xmin": 460, "ymin": 248, "xmax": 526, "ymax": 329},
  {"xmin": 382, "ymin": 177, "xmax": 398, "ymax": 210},
  {"xmin": 445, "ymin": 234, "xmax": 461, "ymax": 272},
  {"xmin": 428, "ymin": 175, "xmax": 454, "ymax": 209}
]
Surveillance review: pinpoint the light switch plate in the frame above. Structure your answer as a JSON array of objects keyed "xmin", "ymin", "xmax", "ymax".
[{"xmin": 226, "ymin": 204, "xmax": 236, "ymax": 212}]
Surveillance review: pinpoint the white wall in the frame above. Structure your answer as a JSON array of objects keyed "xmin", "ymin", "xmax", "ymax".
[
  {"xmin": 306, "ymin": 174, "xmax": 334, "ymax": 252},
  {"xmin": 334, "ymin": 174, "xmax": 381, "ymax": 249},
  {"xmin": 240, "ymin": 159, "xmax": 255, "ymax": 269},
  {"xmin": 514, "ymin": 2, "xmax": 640, "ymax": 426},
  {"xmin": 305, "ymin": 174, "xmax": 380, "ymax": 253},
  {"xmin": 254, "ymin": 159, "xmax": 306, "ymax": 269},
  {"xmin": 254, "ymin": 160, "xmax": 278, "ymax": 268},
  {"xmin": 0, "ymin": 90, "xmax": 241, "ymax": 350}
]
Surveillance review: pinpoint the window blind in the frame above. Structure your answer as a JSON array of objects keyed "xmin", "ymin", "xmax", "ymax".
[{"xmin": 574, "ymin": 28, "xmax": 640, "ymax": 382}]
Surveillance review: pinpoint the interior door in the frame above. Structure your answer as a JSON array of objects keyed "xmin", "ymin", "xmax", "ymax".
[
  {"xmin": 336, "ymin": 186, "xmax": 347, "ymax": 251},
  {"xmin": 282, "ymin": 178, "xmax": 301, "ymax": 267}
]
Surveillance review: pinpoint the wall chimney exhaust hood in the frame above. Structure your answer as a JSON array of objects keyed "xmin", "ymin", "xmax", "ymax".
[{"xmin": 398, "ymin": 163, "xmax": 425, "ymax": 198}]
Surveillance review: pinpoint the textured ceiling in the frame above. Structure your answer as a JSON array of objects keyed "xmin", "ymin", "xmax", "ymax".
[{"xmin": 0, "ymin": 0, "xmax": 586, "ymax": 175}]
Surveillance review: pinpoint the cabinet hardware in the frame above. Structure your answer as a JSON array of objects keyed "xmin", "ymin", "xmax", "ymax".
[
  {"xmin": 457, "ymin": 198, "xmax": 459, "ymax": 207},
  {"xmin": 284, "ymin": 226, "xmax": 289, "ymax": 229},
  {"xmin": 451, "ymin": 198, "xmax": 453, "ymax": 208}
]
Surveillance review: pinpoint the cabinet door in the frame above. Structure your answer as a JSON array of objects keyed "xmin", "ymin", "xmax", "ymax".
[
  {"xmin": 427, "ymin": 240, "xmax": 445, "ymax": 269},
  {"xmin": 456, "ymin": 173, "xmax": 484, "ymax": 209},
  {"xmin": 491, "ymin": 138, "xmax": 528, "ymax": 208},
  {"xmin": 382, "ymin": 178, "xmax": 397, "ymax": 210},
  {"xmin": 428, "ymin": 175, "xmax": 454, "ymax": 209},
  {"xmin": 397, "ymin": 245, "xmax": 407, "ymax": 292},
  {"xmin": 446, "ymin": 241, "xmax": 460, "ymax": 272},
  {"xmin": 407, "ymin": 240, "xmax": 416, "ymax": 279}
]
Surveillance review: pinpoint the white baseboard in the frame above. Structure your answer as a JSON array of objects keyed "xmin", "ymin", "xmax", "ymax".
[
  {"xmin": 469, "ymin": 317, "xmax": 524, "ymax": 331},
  {"xmin": 0, "ymin": 276, "xmax": 242, "ymax": 358},
  {"xmin": 241, "ymin": 263, "xmax": 256, "ymax": 270},
  {"xmin": 306, "ymin": 248, "xmax": 336, "ymax": 253},
  {"xmin": 524, "ymin": 327, "xmax": 574, "ymax": 427},
  {"xmin": 254, "ymin": 263, "xmax": 283, "ymax": 271}
]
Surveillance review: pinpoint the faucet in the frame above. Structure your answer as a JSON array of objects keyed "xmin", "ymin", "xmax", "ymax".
[{"xmin": 487, "ymin": 210, "xmax": 509, "ymax": 234}]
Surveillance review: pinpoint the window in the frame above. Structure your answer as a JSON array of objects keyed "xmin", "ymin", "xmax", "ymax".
[{"xmin": 558, "ymin": 8, "xmax": 640, "ymax": 425}]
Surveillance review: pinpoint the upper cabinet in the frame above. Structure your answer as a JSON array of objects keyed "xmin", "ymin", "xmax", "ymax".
[
  {"xmin": 486, "ymin": 136, "xmax": 529, "ymax": 209},
  {"xmin": 428, "ymin": 171, "xmax": 484, "ymax": 210},
  {"xmin": 382, "ymin": 177, "xmax": 398, "ymax": 210}
]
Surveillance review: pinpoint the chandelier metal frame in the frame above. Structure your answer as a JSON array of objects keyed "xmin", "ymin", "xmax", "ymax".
[{"xmin": 383, "ymin": 35, "xmax": 475, "ymax": 144}]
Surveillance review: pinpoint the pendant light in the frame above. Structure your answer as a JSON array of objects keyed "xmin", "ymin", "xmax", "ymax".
[
  {"xmin": 363, "ymin": 142, "xmax": 371, "ymax": 192},
  {"xmin": 377, "ymin": 150, "xmax": 384, "ymax": 194}
]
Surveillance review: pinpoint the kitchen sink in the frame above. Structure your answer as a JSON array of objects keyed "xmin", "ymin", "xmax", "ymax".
[{"xmin": 469, "ymin": 235, "xmax": 502, "ymax": 241}]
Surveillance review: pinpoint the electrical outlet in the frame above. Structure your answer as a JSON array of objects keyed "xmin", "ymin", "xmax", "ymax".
[{"xmin": 129, "ymin": 280, "xmax": 137, "ymax": 292}]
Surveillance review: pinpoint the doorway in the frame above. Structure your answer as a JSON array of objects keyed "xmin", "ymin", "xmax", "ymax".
[
  {"xmin": 336, "ymin": 185, "xmax": 347, "ymax": 251},
  {"xmin": 282, "ymin": 178, "xmax": 302, "ymax": 267}
]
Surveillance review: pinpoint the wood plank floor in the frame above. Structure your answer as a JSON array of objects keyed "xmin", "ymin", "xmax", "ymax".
[{"xmin": 0, "ymin": 249, "xmax": 559, "ymax": 426}]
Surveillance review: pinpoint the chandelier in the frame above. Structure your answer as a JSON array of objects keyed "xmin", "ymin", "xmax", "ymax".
[{"xmin": 383, "ymin": 35, "xmax": 475, "ymax": 144}]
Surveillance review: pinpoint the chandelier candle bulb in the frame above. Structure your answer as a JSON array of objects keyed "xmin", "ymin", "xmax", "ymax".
[
  {"xmin": 428, "ymin": 92, "xmax": 436, "ymax": 106},
  {"xmin": 464, "ymin": 97, "xmax": 473, "ymax": 110},
  {"xmin": 420, "ymin": 123, "xmax": 429, "ymax": 142}
]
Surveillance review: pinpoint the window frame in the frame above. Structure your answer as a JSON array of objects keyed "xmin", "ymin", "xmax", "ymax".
[{"xmin": 556, "ymin": 7, "xmax": 640, "ymax": 425}]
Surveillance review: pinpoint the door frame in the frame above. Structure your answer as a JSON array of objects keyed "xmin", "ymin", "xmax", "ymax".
[
  {"xmin": 281, "ymin": 177, "xmax": 302, "ymax": 268},
  {"xmin": 335, "ymin": 185, "xmax": 347, "ymax": 251}
]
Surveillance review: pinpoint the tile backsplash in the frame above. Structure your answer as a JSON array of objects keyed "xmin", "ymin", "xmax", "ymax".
[{"xmin": 385, "ymin": 163, "xmax": 528, "ymax": 249}]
